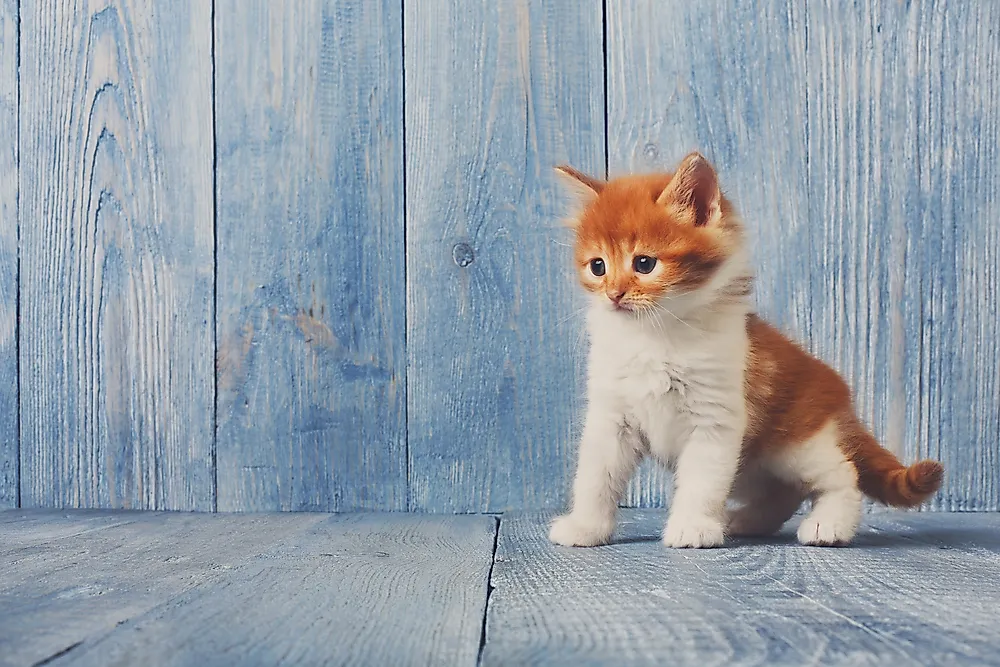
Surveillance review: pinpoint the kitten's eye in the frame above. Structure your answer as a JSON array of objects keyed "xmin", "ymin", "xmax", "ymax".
[
  {"xmin": 633, "ymin": 255, "xmax": 657, "ymax": 274},
  {"xmin": 589, "ymin": 258, "xmax": 606, "ymax": 277}
]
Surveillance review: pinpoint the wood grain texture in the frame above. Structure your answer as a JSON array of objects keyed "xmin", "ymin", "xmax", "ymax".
[
  {"xmin": 405, "ymin": 0, "xmax": 604, "ymax": 512},
  {"xmin": 214, "ymin": 0, "xmax": 406, "ymax": 512},
  {"xmin": 866, "ymin": 511, "xmax": 1000, "ymax": 554},
  {"xmin": 608, "ymin": 1, "xmax": 1000, "ymax": 509},
  {"xmin": 40, "ymin": 513, "xmax": 497, "ymax": 667},
  {"xmin": 483, "ymin": 510, "xmax": 1000, "ymax": 666},
  {"xmin": 804, "ymin": 1, "xmax": 1000, "ymax": 511},
  {"xmin": 0, "ymin": 509, "xmax": 136, "ymax": 552},
  {"xmin": 0, "ymin": 510, "xmax": 326, "ymax": 667},
  {"xmin": 18, "ymin": 0, "xmax": 214, "ymax": 509},
  {"xmin": 0, "ymin": 0, "xmax": 16, "ymax": 509}
]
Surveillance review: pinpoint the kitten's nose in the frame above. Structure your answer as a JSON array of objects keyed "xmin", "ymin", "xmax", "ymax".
[{"xmin": 609, "ymin": 290, "xmax": 625, "ymax": 303}]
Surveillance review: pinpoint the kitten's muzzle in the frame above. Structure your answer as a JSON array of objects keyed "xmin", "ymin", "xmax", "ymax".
[{"xmin": 608, "ymin": 291, "xmax": 633, "ymax": 311}]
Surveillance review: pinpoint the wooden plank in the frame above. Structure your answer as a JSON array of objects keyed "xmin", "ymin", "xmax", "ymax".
[
  {"xmin": 46, "ymin": 514, "xmax": 497, "ymax": 667},
  {"xmin": 483, "ymin": 510, "xmax": 1000, "ymax": 666},
  {"xmin": 0, "ymin": 0, "xmax": 17, "ymax": 508},
  {"xmin": 804, "ymin": 1, "xmax": 1000, "ymax": 510},
  {"xmin": 405, "ymin": 0, "xmax": 604, "ymax": 512},
  {"xmin": 607, "ymin": 0, "xmax": 811, "ymax": 507},
  {"xmin": 18, "ymin": 1, "xmax": 215, "ymax": 509},
  {"xmin": 214, "ymin": 0, "xmax": 406, "ymax": 512},
  {"xmin": 0, "ymin": 509, "xmax": 137, "ymax": 552},
  {"xmin": 867, "ymin": 511, "xmax": 1000, "ymax": 555},
  {"xmin": 0, "ymin": 510, "xmax": 327, "ymax": 667}
]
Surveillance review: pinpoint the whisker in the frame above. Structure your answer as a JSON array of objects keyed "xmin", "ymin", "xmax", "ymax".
[
  {"xmin": 635, "ymin": 303, "xmax": 663, "ymax": 336},
  {"xmin": 649, "ymin": 301, "xmax": 698, "ymax": 332},
  {"xmin": 554, "ymin": 306, "xmax": 588, "ymax": 328},
  {"xmin": 659, "ymin": 287, "xmax": 697, "ymax": 301},
  {"xmin": 639, "ymin": 305, "xmax": 660, "ymax": 335}
]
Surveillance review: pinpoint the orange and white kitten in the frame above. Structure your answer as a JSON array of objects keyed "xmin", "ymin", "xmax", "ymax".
[{"xmin": 550, "ymin": 152, "xmax": 943, "ymax": 548}]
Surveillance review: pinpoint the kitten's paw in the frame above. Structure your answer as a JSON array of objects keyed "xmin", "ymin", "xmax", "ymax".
[
  {"xmin": 663, "ymin": 513, "xmax": 726, "ymax": 548},
  {"xmin": 548, "ymin": 514, "xmax": 614, "ymax": 547},
  {"xmin": 796, "ymin": 514, "xmax": 857, "ymax": 546}
]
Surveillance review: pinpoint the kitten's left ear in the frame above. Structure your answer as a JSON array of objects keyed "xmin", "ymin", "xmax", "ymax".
[
  {"xmin": 554, "ymin": 164, "xmax": 605, "ymax": 199},
  {"xmin": 656, "ymin": 152, "xmax": 722, "ymax": 227}
]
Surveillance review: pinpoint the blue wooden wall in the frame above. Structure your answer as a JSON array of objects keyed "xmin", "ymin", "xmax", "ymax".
[{"xmin": 1, "ymin": 0, "xmax": 997, "ymax": 513}]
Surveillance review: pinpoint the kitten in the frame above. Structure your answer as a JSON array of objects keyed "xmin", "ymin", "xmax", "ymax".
[{"xmin": 549, "ymin": 152, "xmax": 943, "ymax": 548}]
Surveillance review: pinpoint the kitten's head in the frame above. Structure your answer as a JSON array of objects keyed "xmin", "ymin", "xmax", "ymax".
[{"xmin": 556, "ymin": 152, "xmax": 744, "ymax": 316}]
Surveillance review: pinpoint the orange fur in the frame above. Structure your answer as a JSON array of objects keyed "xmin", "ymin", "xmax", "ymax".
[
  {"xmin": 558, "ymin": 153, "xmax": 944, "ymax": 509},
  {"xmin": 560, "ymin": 159, "xmax": 743, "ymax": 314},
  {"xmin": 743, "ymin": 314, "xmax": 943, "ymax": 507}
]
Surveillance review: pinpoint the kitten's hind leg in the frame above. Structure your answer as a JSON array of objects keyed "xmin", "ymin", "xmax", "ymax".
[
  {"xmin": 774, "ymin": 421, "xmax": 863, "ymax": 546},
  {"xmin": 726, "ymin": 476, "xmax": 804, "ymax": 537}
]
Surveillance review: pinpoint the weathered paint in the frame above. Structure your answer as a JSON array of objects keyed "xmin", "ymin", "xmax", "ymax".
[
  {"xmin": 214, "ymin": 0, "xmax": 407, "ymax": 511},
  {"xmin": 0, "ymin": 0, "xmax": 17, "ymax": 508},
  {"xmin": 404, "ymin": 0, "xmax": 605, "ymax": 512},
  {"xmin": 18, "ymin": 0, "xmax": 214, "ymax": 509},
  {"xmin": 7, "ymin": 1, "xmax": 999, "ymax": 512}
]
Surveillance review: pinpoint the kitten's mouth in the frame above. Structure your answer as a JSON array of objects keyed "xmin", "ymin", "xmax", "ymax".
[{"xmin": 611, "ymin": 302, "xmax": 634, "ymax": 312}]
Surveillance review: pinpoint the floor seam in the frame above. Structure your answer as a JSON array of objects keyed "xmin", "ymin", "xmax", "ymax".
[
  {"xmin": 31, "ymin": 640, "xmax": 83, "ymax": 667},
  {"xmin": 476, "ymin": 515, "xmax": 500, "ymax": 666}
]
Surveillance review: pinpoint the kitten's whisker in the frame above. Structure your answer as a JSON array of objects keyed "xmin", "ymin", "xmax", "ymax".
[
  {"xmin": 554, "ymin": 307, "xmax": 588, "ymax": 328},
  {"xmin": 643, "ymin": 305, "xmax": 665, "ymax": 336},
  {"xmin": 660, "ymin": 287, "xmax": 697, "ymax": 301},
  {"xmin": 650, "ymin": 301, "xmax": 698, "ymax": 332}
]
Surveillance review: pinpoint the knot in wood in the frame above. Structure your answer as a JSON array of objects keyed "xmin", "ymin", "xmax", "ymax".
[{"xmin": 452, "ymin": 242, "xmax": 475, "ymax": 267}]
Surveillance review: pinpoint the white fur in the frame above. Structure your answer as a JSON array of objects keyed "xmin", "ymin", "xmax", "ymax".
[
  {"xmin": 768, "ymin": 420, "xmax": 863, "ymax": 545},
  {"xmin": 549, "ymin": 251, "xmax": 752, "ymax": 549}
]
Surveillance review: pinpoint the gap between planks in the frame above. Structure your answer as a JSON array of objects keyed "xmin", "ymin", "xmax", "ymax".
[{"xmin": 478, "ymin": 515, "xmax": 501, "ymax": 666}]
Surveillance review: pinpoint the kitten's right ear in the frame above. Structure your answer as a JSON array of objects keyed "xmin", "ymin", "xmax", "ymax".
[
  {"xmin": 656, "ymin": 152, "xmax": 721, "ymax": 227},
  {"xmin": 554, "ymin": 165, "xmax": 605, "ymax": 199}
]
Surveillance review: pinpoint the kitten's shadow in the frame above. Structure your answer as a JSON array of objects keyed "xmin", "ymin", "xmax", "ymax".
[
  {"xmin": 609, "ymin": 533, "xmax": 805, "ymax": 547},
  {"xmin": 612, "ymin": 535, "xmax": 664, "ymax": 546},
  {"xmin": 609, "ymin": 530, "xmax": 972, "ymax": 549}
]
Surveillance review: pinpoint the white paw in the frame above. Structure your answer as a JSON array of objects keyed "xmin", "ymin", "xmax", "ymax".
[
  {"xmin": 663, "ymin": 513, "xmax": 726, "ymax": 548},
  {"xmin": 796, "ymin": 514, "xmax": 857, "ymax": 546},
  {"xmin": 548, "ymin": 513, "xmax": 614, "ymax": 547}
]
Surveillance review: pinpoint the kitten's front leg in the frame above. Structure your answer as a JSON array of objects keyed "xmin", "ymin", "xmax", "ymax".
[
  {"xmin": 549, "ymin": 408, "xmax": 643, "ymax": 547},
  {"xmin": 663, "ymin": 420, "xmax": 743, "ymax": 549}
]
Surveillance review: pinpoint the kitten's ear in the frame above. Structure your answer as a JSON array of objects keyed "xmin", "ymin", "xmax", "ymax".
[
  {"xmin": 554, "ymin": 164, "xmax": 605, "ymax": 199},
  {"xmin": 656, "ymin": 152, "xmax": 722, "ymax": 227}
]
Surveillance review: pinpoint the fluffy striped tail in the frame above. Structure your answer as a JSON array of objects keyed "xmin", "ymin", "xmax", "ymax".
[{"xmin": 840, "ymin": 419, "xmax": 944, "ymax": 507}]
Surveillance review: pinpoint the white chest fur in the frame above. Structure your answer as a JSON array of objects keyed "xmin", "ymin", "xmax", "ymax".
[
  {"xmin": 585, "ymin": 301, "xmax": 750, "ymax": 463},
  {"xmin": 549, "ymin": 295, "xmax": 754, "ymax": 550}
]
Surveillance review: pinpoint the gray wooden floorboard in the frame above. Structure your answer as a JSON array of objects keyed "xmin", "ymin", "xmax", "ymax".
[
  {"xmin": 483, "ymin": 510, "xmax": 1000, "ymax": 666},
  {"xmin": 866, "ymin": 511, "xmax": 1000, "ymax": 554},
  {"xmin": 33, "ymin": 513, "xmax": 497, "ymax": 667},
  {"xmin": 0, "ymin": 511, "xmax": 327, "ymax": 667},
  {"xmin": 7, "ymin": 510, "xmax": 997, "ymax": 667},
  {"xmin": 0, "ymin": 509, "xmax": 138, "ymax": 554}
]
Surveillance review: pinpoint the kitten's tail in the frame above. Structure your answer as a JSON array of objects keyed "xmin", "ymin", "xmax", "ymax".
[{"xmin": 840, "ymin": 418, "xmax": 944, "ymax": 508}]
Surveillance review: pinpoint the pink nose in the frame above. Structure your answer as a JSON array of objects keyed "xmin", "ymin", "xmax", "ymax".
[{"xmin": 609, "ymin": 291, "xmax": 625, "ymax": 303}]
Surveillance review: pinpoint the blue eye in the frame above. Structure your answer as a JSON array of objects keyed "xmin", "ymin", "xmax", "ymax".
[
  {"xmin": 589, "ymin": 258, "xmax": 606, "ymax": 276},
  {"xmin": 633, "ymin": 255, "xmax": 656, "ymax": 274}
]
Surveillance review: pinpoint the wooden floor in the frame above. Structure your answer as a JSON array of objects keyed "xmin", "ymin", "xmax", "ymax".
[{"xmin": 2, "ymin": 510, "xmax": 999, "ymax": 666}]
